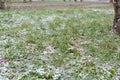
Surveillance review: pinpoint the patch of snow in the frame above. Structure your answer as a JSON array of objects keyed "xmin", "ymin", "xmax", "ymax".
[
  {"xmin": 0, "ymin": 39, "xmax": 8, "ymax": 45},
  {"xmin": 36, "ymin": 67, "xmax": 45, "ymax": 75},
  {"xmin": 41, "ymin": 14, "xmax": 57, "ymax": 24},
  {"xmin": 41, "ymin": 14, "xmax": 57, "ymax": 34},
  {"xmin": 79, "ymin": 73, "xmax": 88, "ymax": 79},
  {"xmin": 0, "ymin": 35, "xmax": 18, "ymax": 46},
  {"xmin": 0, "ymin": 67, "xmax": 8, "ymax": 73},
  {"xmin": 114, "ymin": 75, "xmax": 120, "ymax": 80},
  {"xmin": 113, "ymin": 69, "xmax": 120, "ymax": 80},
  {"xmin": 43, "ymin": 45, "xmax": 55, "ymax": 54},
  {"xmin": 81, "ymin": 41, "xmax": 92, "ymax": 45},
  {"xmin": 116, "ymin": 46, "xmax": 120, "ymax": 52},
  {"xmin": 0, "ymin": 75, "xmax": 9, "ymax": 80},
  {"xmin": 46, "ymin": 65, "xmax": 62, "ymax": 80},
  {"xmin": 91, "ymin": 8, "xmax": 114, "ymax": 14},
  {"xmin": 98, "ymin": 63, "xmax": 114, "ymax": 76},
  {"xmin": 17, "ymin": 29, "xmax": 27, "ymax": 35}
]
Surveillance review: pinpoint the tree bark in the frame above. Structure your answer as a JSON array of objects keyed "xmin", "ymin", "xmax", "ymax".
[
  {"xmin": 29, "ymin": 0, "xmax": 32, "ymax": 2},
  {"xmin": 80, "ymin": 0, "xmax": 83, "ymax": 2},
  {"xmin": 110, "ymin": 0, "xmax": 113, "ymax": 3},
  {"xmin": 112, "ymin": 0, "xmax": 120, "ymax": 34},
  {"xmin": 0, "ymin": 0, "xmax": 6, "ymax": 9},
  {"xmin": 23, "ymin": 0, "xmax": 27, "ymax": 3}
]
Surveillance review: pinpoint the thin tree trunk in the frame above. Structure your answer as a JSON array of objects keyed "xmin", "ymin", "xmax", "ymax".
[
  {"xmin": 110, "ymin": 0, "xmax": 113, "ymax": 3},
  {"xmin": 29, "ymin": 0, "xmax": 32, "ymax": 2},
  {"xmin": 23, "ymin": 0, "xmax": 27, "ymax": 3},
  {"xmin": 112, "ymin": 0, "xmax": 120, "ymax": 34},
  {"xmin": 80, "ymin": 0, "xmax": 83, "ymax": 2},
  {"xmin": 74, "ymin": 0, "xmax": 77, "ymax": 2}
]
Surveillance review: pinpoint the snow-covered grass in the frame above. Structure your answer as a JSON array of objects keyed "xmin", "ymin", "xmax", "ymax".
[{"xmin": 0, "ymin": 6, "xmax": 120, "ymax": 80}]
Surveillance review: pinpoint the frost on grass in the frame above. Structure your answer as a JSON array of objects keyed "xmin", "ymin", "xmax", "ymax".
[
  {"xmin": 114, "ymin": 69, "xmax": 120, "ymax": 80},
  {"xmin": 0, "ymin": 35, "xmax": 17, "ymax": 46},
  {"xmin": 116, "ymin": 46, "xmax": 120, "ymax": 52},
  {"xmin": 0, "ymin": 12, "xmax": 38, "ymax": 29},
  {"xmin": 0, "ymin": 58, "xmax": 9, "ymax": 80},
  {"xmin": 25, "ymin": 43, "xmax": 38, "ymax": 53},
  {"xmin": 90, "ymin": 8, "xmax": 114, "ymax": 14},
  {"xmin": 36, "ymin": 66, "xmax": 62, "ymax": 80},
  {"xmin": 0, "ymin": 75, "xmax": 9, "ymax": 80},
  {"xmin": 43, "ymin": 45, "xmax": 55, "ymax": 54},
  {"xmin": 0, "ymin": 8, "xmax": 119, "ymax": 80},
  {"xmin": 70, "ymin": 39, "xmax": 86, "ymax": 54},
  {"xmin": 17, "ymin": 29, "xmax": 27, "ymax": 36},
  {"xmin": 41, "ymin": 14, "xmax": 57, "ymax": 24},
  {"xmin": 97, "ymin": 63, "xmax": 119, "ymax": 80}
]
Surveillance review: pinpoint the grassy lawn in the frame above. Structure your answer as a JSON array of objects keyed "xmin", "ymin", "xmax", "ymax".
[
  {"xmin": 0, "ymin": 6, "xmax": 120, "ymax": 80},
  {"xmin": 9, "ymin": 1, "xmax": 100, "ymax": 7}
]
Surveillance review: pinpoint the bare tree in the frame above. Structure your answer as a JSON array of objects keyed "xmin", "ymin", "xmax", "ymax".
[{"xmin": 112, "ymin": 0, "xmax": 120, "ymax": 34}]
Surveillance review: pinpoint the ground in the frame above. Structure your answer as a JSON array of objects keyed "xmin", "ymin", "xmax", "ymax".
[
  {"xmin": 8, "ymin": 1, "xmax": 112, "ymax": 10},
  {"xmin": 0, "ymin": 1, "xmax": 120, "ymax": 80}
]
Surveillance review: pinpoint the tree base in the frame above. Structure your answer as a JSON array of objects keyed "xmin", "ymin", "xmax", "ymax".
[
  {"xmin": 113, "ymin": 0, "xmax": 120, "ymax": 34},
  {"xmin": 113, "ymin": 20, "xmax": 120, "ymax": 34}
]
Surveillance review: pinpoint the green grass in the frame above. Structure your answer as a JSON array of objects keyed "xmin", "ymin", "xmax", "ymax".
[
  {"xmin": 8, "ymin": 1, "xmax": 98, "ymax": 7},
  {"xmin": 0, "ymin": 6, "xmax": 120, "ymax": 80}
]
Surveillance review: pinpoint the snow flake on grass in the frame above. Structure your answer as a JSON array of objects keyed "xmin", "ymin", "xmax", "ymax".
[
  {"xmin": 114, "ymin": 69, "xmax": 120, "ymax": 80},
  {"xmin": 26, "ymin": 43, "xmax": 37, "ymax": 50},
  {"xmin": 43, "ymin": 45, "xmax": 55, "ymax": 54},
  {"xmin": 41, "ymin": 14, "xmax": 57, "ymax": 24},
  {"xmin": 0, "ymin": 35, "xmax": 18, "ymax": 46},
  {"xmin": 90, "ymin": 8, "xmax": 114, "ymax": 14},
  {"xmin": 116, "ymin": 46, "xmax": 120, "ymax": 52},
  {"xmin": 70, "ymin": 39, "xmax": 86, "ymax": 54},
  {"xmin": 81, "ymin": 40, "xmax": 92, "ymax": 45},
  {"xmin": 114, "ymin": 74, "xmax": 120, "ymax": 80},
  {"xmin": 36, "ymin": 67, "xmax": 45, "ymax": 75},
  {"xmin": 17, "ymin": 29, "xmax": 27, "ymax": 36},
  {"xmin": 97, "ymin": 63, "xmax": 117, "ymax": 80},
  {"xmin": 0, "ymin": 58, "xmax": 9, "ymax": 67}
]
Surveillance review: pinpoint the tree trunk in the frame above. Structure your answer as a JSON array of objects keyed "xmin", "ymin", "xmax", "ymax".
[
  {"xmin": 112, "ymin": 0, "xmax": 120, "ymax": 34},
  {"xmin": 80, "ymin": 0, "xmax": 83, "ymax": 2},
  {"xmin": 110, "ymin": 0, "xmax": 113, "ymax": 3},
  {"xmin": 29, "ymin": 0, "xmax": 32, "ymax": 2},
  {"xmin": 0, "ymin": 0, "xmax": 6, "ymax": 9},
  {"xmin": 23, "ymin": 0, "xmax": 27, "ymax": 3},
  {"xmin": 74, "ymin": 0, "xmax": 77, "ymax": 2}
]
